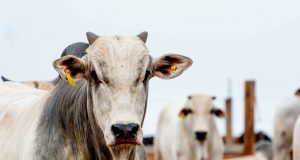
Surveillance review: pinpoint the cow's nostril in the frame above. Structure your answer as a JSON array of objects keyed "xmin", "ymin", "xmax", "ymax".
[
  {"xmin": 195, "ymin": 131, "xmax": 207, "ymax": 142},
  {"xmin": 128, "ymin": 123, "xmax": 139, "ymax": 137},
  {"xmin": 111, "ymin": 124, "xmax": 125, "ymax": 138},
  {"xmin": 111, "ymin": 123, "xmax": 140, "ymax": 139}
]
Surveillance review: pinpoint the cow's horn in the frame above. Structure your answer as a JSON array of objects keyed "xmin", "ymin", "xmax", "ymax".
[
  {"xmin": 137, "ymin": 31, "xmax": 148, "ymax": 43},
  {"xmin": 86, "ymin": 32, "xmax": 99, "ymax": 45}
]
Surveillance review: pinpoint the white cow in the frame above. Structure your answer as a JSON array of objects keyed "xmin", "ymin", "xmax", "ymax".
[
  {"xmin": 293, "ymin": 115, "xmax": 300, "ymax": 160},
  {"xmin": 0, "ymin": 31, "xmax": 192, "ymax": 160},
  {"xmin": 154, "ymin": 95, "xmax": 225, "ymax": 160},
  {"xmin": 273, "ymin": 95, "xmax": 300, "ymax": 160}
]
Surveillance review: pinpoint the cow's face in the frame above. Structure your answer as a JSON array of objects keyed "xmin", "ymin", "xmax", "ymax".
[
  {"xmin": 53, "ymin": 32, "xmax": 192, "ymax": 151},
  {"xmin": 179, "ymin": 95, "xmax": 224, "ymax": 143}
]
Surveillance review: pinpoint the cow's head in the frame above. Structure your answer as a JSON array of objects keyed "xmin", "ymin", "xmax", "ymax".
[
  {"xmin": 53, "ymin": 32, "xmax": 192, "ymax": 154},
  {"xmin": 179, "ymin": 95, "xmax": 224, "ymax": 143}
]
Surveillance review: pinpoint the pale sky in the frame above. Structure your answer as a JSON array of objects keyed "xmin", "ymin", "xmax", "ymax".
[{"xmin": 1, "ymin": 0, "xmax": 300, "ymax": 137}]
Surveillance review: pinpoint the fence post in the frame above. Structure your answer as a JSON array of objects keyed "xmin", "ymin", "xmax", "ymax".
[
  {"xmin": 244, "ymin": 80, "xmax": 255, "ymax": 155},
  {"xmin": 226, "ymin": 98, "xmax": 232, "ymax": 144}
]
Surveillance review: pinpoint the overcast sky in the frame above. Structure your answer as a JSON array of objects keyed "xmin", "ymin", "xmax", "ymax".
[{"xmin": 1, "ymin": 0, "xmax": 300, "ymax": 137}]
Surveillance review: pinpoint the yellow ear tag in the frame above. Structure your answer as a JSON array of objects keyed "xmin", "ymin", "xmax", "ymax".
[
  {"xmin": 65, "ymin": 69, "xmax": 76, "ymax": 87},
  {"xmin": 171, "ymin": 65, "xmax": 177, "ymax": 72},
  {"xmin": 180, "ymin": 113, "xmax": 186, "ymax": 120}
]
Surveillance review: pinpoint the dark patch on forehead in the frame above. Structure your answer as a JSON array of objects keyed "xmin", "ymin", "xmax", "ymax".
[{"xmin": 99, "ymin": 60, "xmax": 109, "ymax": 70}]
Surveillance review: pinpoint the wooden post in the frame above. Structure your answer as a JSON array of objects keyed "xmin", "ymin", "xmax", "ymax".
[
  {"xmin": 244, "ymin": 80, "xmax": 255, "ymax": 155},
  {"xmin": 225, "ymin": 98, "xmax": 232, "ymax": 144}
]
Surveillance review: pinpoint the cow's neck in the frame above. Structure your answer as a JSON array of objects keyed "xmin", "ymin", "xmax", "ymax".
[{"xmin": 35, "ymin": 80, "xmax": 112, "ymax": 160}]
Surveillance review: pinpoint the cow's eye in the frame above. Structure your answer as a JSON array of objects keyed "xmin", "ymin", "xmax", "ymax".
[
  {"xmin": 135, "ymin": 70, "xmax": 151, "ymax": 85},
  {"xmin": 91, "ymin": 71, "xmax": 101, "ymax": 83},
  {"xmin": 210, "ymin": 108, "xmax": 225, "ymax": 117},
  {"xmin": 143, "ymin": 70, "xmax": 151, "ymax": 83},
  {"xmin": 91, "ymin": 71, "xmax": 110, "ymax": 85}
]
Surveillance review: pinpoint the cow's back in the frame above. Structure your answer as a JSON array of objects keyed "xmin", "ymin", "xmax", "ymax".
[
  {"xmin": 0, "ymin": 82, "xmax": 48, "ymax": 159},
  {"xmin": 23, "ymin": 81, "xmax": 55, "ymax": 90}
]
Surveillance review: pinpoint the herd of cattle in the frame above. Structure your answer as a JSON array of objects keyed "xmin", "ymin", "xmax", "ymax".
[{"xmin": 0, "ymin": 32, "xmax": 300, "ymax": 160}]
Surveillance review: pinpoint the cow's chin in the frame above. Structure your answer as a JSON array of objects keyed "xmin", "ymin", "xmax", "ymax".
[
  {"xmin": 108, "ymin": 138, "xmax": 140, "ymax": 159},
  {"xmin": 196, "ymin": 139, "xmax": 207, "ymax": 146},
  {"xmin": 108, "ymin": 143, "xmax": 138, "ymax": 160}
]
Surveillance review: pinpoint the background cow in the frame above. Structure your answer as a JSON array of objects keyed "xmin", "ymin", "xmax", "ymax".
[
  {"xmin": 293, "ymin": 115, "xmax": 300, "ymax": 160},
  {"xmin": 154, "ymin": 95, "xmax": 224, "ymax": 160},
  {"xmin": 0, "ymin": 32, "xmax": 192, "ymax": 160},
  {"xmin": 273, "ymin": 91, "xmax": 300, "ymax": 160},
  {"xmin": 1, "ymin": 75, "xmax": 57, "ymax": 90}
]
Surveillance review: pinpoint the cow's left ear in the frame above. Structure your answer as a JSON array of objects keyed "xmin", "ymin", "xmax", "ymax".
[
  {"xmin": 152, "ymin": 54, "xmax": 193, "ymax": 79},
  {"xmin": 53, "ymin": 55, "xmax": 86, "ymax": 80},
  {"xmin": 211, "ymin": 108, "xmax": 225, "ymax": 118}
]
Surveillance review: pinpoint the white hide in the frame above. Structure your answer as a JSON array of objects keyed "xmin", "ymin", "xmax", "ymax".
[
  {"xmin": 154, "ymin": 96, "xmax": 224, "ymax": 160},
  {"xmin": 273, "ymin": 96, "xmax": 300, "ymax": 160},
  {"xmin": 0, "ymin": 82, "xmax": 48, "ymax": 159},
  {"xmin": 293, "ymin": 115, "xmax": 300, "ymax": 160}
]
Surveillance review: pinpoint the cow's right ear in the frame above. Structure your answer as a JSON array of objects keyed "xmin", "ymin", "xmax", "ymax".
[
  {"xmin": 53, "ymin": 55, "xmax": 86, "ymax": 80},
  {"xmin": 152, "ymin": 54, "xmax": 193, "ymax": 79}
]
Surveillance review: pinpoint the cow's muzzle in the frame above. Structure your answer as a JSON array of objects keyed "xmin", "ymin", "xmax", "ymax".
[
  {"xmin": 111, "ymin": 123, "xmax": 140, "ymax": 144},
  {"xmin": 195, "ymin": 131, "xmax": 207, "ymax": 142}
]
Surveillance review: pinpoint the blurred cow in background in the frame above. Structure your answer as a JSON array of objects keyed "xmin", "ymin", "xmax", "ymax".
[
  {"xmin": 1, "ymin": 42, "xmax": 89, "ymax": 91},
  {"xmin": 273, "ymin": 89, "xmax": 300, "ymax": 160},
  {"xmin": 154, "ymin": 95, "xmax": 225, "ymax": 160},
  {"xmin": 293, "ymin": 115, "xmax": 300, "ymax": 160},
  {"xmin": 1, "ymin": 76, "xmax": 57, "ymax": 90}
]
